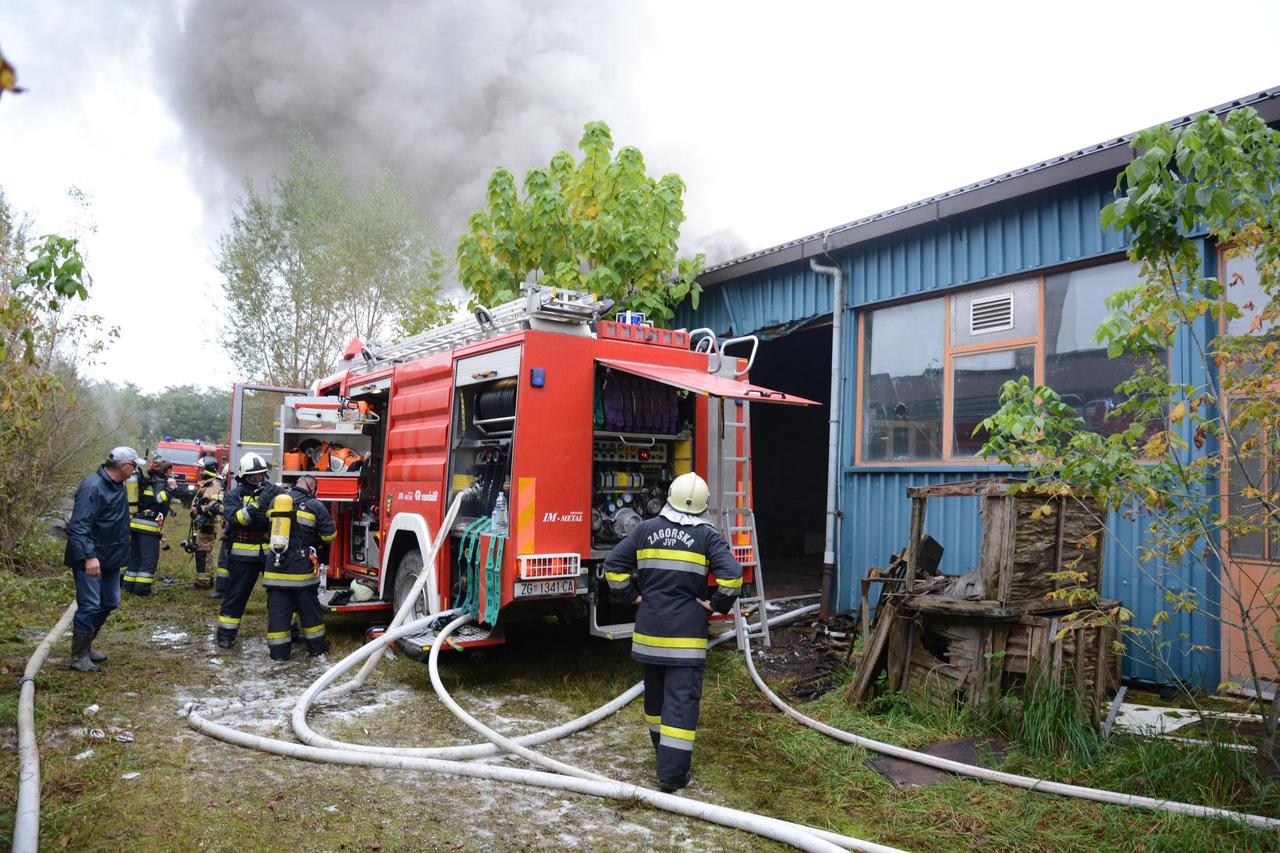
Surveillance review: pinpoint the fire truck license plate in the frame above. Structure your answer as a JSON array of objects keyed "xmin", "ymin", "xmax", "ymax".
[{"xmin": 514, "ymin": 578, "xmax": 577, "ymax": 598}]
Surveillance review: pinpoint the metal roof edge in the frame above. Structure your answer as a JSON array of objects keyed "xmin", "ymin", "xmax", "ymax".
[{"xmin": 699, "ymin": 85, "xmax": 1280, "ymax": 287}]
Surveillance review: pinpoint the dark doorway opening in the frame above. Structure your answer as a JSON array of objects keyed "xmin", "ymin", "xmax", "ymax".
[{"xmin": 733, "ymin": 321, "xmax": 832, "ymax": 599}]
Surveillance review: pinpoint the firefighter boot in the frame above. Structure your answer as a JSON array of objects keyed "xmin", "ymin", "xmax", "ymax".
[
  {"xmin": 70, "ymin": 630, "xmax": 100, "ymax": 672},
  {"xmin": 88, "ymin": 627, "xmax": 107, "ymax": 664},
  {"xmin": 192, "ymin": 551, "xmax": 212, "ymax": 589}
]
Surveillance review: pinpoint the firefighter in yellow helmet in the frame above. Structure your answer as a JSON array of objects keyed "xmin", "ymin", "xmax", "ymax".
[
  {"xmin": 216, "ymin": 453, "xmax": 282, "ymax": 649},
  {"xmin": 123, "ymin": 454, "xmax": 174, "ymax": 596},
  {"xmin": 602, "ymin": 472, "xmax": 743, "ymax": 793},
  {"xmin": 188, "ymin": 456, "xmax": 223, "ymax": 591},
  {"xmin": 256, "ymin": 474, "xmax": 336, "ymax": 661}
]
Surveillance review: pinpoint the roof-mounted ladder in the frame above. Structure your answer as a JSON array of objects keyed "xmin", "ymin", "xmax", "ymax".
[{"xmin": 346, "ymin": 285, "xmax": 610, "ymax": 375}]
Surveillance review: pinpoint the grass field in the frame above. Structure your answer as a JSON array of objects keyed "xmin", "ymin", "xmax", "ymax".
[{"xmin": 2, "ymin": 533, "xmax": 1280, "ymax": 852}]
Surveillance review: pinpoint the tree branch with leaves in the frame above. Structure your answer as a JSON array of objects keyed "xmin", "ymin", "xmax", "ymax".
[
  {"xmin": 980, "ymin": 106, "xmax": 1280, "ymax": 755},
  {"xmin": 457, "ymin": 121, "xmax": 703, "ymax": 327}
]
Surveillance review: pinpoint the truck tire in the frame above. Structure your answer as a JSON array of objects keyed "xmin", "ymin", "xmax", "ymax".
[{"xmin": 392, "ymin": 550, "xmax": 431, "ymax": 662}]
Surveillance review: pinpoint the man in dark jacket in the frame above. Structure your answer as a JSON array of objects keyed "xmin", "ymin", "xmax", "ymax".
[
  {"xmin": 123, "ymin": 455, "xmax": 174, "ymax": 596},
  {"xmin": 603, "ymin": 472, "xmax": 743, "ymax": 793},
  {"xmin": 64, "ymin": 447, "xmax": 139, "ymax": 672},
  {"xmin": 217, "ymin": 453, "xmax": 281, "ymax": 649},
  {"xmin": 256, "ymin": 474, "xmax": 335, "ymax": 661}
]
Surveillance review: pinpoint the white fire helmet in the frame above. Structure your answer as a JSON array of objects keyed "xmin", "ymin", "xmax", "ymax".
[
  {"xmin": 667, "ymin": 472, "xmax": 710, "ymax": 515},
  {"xmin": 349, "ymin": 579, "xmax": 376, "ymax": 602},
  {"xmin": 237, "ymin": 453, "xmax": 269, "ymax": 477}
]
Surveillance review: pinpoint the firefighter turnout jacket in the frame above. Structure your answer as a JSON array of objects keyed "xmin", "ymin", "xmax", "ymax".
[
  {"xmin": 603, "ymin": 510, "xmax": 743, "ymax": 665},
  {"xmin": 222, "ymin": 481, "xmax": 282, "ymax": 563},
  {"xmin": 129, "ymin": 472, "xmax": 171, "ymax": 536},
  {"xmin": 255, "ymin": 487, "xmax": 336, "ymax": 587},
  {"xmin": 192, "ymin": 478, "xmax": 223, "ymax": 536}
]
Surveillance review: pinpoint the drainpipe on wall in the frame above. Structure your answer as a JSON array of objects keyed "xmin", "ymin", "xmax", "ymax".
[{"xmin": 809, "ymin": 257, "xmax": 842, "ymax": 619}]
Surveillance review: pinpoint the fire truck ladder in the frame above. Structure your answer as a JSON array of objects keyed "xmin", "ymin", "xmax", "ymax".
[
  {"xmin": 716, "ymin": 395, "xmax": 772, "ymax": 649},
  {"xmin": 348, "ymin": 285, "xmax": 609, "ymax": 375}
]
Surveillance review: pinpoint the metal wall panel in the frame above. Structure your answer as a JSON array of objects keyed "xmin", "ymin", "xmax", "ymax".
[{"xmin": 677, "ymin": 173, "xmax": 1129, "ymax": 335}]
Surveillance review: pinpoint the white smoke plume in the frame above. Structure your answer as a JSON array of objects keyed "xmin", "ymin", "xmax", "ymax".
[
  {"xmin": 685, "ymin": 228, "xmax": 751, "ymax": 269},
  {"xmin": 161, "ymin": 0, "xmax": 639, "ymax": 244}
]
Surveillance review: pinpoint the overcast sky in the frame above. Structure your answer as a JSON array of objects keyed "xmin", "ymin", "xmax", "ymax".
[{"xmin": 3, "ymin": 1, "xmax": 1278, "ymax": 392}]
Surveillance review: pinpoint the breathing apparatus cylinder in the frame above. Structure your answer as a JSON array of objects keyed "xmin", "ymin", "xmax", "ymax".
[
  {"xmin": 125, "ymin": 475, "xmax": 140, "ymax": 511},
  {"xmin": 269, "ymin": 493, "xmax": 294, "ymax": 566}
]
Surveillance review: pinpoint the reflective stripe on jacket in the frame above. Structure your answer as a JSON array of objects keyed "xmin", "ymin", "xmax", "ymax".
[
  {"xmin": 131, "ymin": 473, "xmax": 171, "ymax": 536},
  {"xmin": 222, "ymin": 481, "xmax": 281, "ymax": 562},
  {"xmin": 603, "ymin": 514, "xmax": 743, "ymax": 666}
]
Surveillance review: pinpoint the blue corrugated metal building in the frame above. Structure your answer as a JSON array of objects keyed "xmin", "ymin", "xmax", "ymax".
[{"xmin": 677, "ymin": 87, "xmax": 1280, "ymax": 689}]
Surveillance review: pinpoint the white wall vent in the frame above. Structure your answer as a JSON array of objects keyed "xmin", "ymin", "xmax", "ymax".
[{"xmin": 969, "ymin": 293, "xmax": 1015, "ymax": 335}]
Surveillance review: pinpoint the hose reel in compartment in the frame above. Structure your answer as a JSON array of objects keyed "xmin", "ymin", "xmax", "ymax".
[
  {"xmin": 450, "ymin": 372, "xmax": 517, "ymax": 531},
  {"xmin": 473, "ymin": 378, "xmax": 517, "ymax": 436}
]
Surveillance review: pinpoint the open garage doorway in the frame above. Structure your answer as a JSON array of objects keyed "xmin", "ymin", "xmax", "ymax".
[{"xmin": 731, "ymin": 321, "xmax": 832, "ymax": 599}]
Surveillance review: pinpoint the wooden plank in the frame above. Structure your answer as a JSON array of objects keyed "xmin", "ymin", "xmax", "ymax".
[
  {"xmin": 902, "ymin": 596, "xmax": 1023, "ymax": 619},
  {"xmin": 904, "ymin": 497, "xmax": 926, "ymax": 593},
  {"xmin": 1052, "ymin": 495, "xmax": 1067, "ymax": 590},
  {"xmin": 888, "ymin": 614, "xmax": 915, "ymax": 693},
  {"xmin": 844, "ymin": 596, "xmax": 901, "ymax": 703},
  {"xmin": 977, "ymin": 496, "xmax": 1016, "ymax": 602},
  {"xmin": 986, "ymin": 623, "xmax": 1011, "ymax": 703},
  {"xmin": 906, "ymin": 477, "xmax": 1027, "ymax": 498}
]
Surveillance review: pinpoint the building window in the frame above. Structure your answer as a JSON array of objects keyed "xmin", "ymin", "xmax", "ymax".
[
  {"xmin": 1044, "ymin": 262, "xmax": 1161, "ymax": 436},
  {"xmin": 952, "ymin": 346, "xmax": 1036, "ymax": 456},
  {"xmin": 1220, "ymin": 250, "xmax": 1279, "ymax": 562},
  {"xmin": 857, "ymin": 257, "xmax": 1165, "ymax": 465},
  {"xmin": 861, "ymin": 299, "xmax": 945, "ymax": 461},
  {"xmin": 1226, "ymin": 419, "xmax": 1269, "ymax": 560}
]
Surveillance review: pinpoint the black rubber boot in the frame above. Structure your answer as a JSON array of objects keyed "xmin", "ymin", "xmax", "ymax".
[
  {"xmin": 192, "ymin": 552, "xmax": 212, "ymax": 589},
  {"xmin": 206, "ymin": 589, "xmax": 224, "ymax": 600},
  {"xmin": 659, "ymin": 773, "xmax": 690, "ymax": 794},
  {"xmin": 89, "ymin": 627, "xmax": 107, "ymax": 664},
  {"xmin": 70, "ymin": 630, "xmax": 100, "ymax": 672}
]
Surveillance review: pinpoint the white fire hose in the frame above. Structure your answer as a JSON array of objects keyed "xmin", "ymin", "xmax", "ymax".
[
  {"xmin": 732, "ymin": 607, "xmax": 1280, "ymax": 831},
  {"xmin": 13, "ymin": 601, "xmax": 78, "ymax": 853},
  {"xmin": 189, "ymin": 608, "xmax": 890, "ymax": 853},
  {"xmin": 17, "ymin": 489, "xmax": 1277, "ymax": 849}
]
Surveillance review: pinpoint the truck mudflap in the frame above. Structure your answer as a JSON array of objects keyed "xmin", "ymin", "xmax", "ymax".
[{"xmin": 395, "ymin": 620, "xmax": 506, "ymax": 661}]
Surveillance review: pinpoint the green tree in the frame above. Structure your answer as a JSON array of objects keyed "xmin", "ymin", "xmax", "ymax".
[
  {"xmin": 136, "ymin": 385, "xmax": 231, "ymax": 448},
  {"xmin": 979, "ymin": 106, "xmax": 1280, "ymax": 752},
  {"xmin": 216, "ymin": 131, "xmax": 453, "ymax": 387},
  {"xmin": 457, "ymin": 121, "xmax": 703, "ymax": 327},
  {"xmin": 0, "ymin": 189, "xmax": 117, "ymax": 568}
]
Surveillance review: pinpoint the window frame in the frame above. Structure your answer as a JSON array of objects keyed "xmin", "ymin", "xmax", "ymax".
[
  {"xmin": 855, "ymin": 253, "xmax": 1169, "ymax": 467},
  {"xmin": 1217, "ymin": 244, "xmax": 1280, "ymax": 564}
]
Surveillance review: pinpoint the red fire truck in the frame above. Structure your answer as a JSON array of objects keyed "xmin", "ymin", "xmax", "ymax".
[
  {"xmin": 228, "ymin": 287, "xmax": 814, "ymax": 655},
  {"xmin": 154, "ymin": 439, "xmax": 229, "ymax": 506}
]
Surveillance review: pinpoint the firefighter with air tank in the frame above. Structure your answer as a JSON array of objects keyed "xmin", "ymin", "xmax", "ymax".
[
  {"xmin": 216, "ymin": 453, "xmax": 281, "ymax": 648},
  {"xmin": 255, "ymin": 472, "xmax": 335, "ymax": 660},
  {"xmin": 603, "ymin": 472, "xmax": 743, "ymax": 794},
  {"xmin": 122, "ymin": 454, "xmax": 175, "ymax": 596},
  {"xmin": 185, "ymin": 456, "xmax": 223, "ymax": 591}
]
